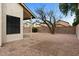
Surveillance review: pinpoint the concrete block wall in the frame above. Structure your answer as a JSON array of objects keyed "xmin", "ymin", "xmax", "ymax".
[
  {"xmin": 23, "ymin": 27, "xmax": 31, "ymax": 33},
  {"xmin": 37, "ymin": 26, "xmax": 50, "ymax": 33},
  {"xmin": 35, "ymin": 26, "xmax": 76, "ymax": 34},
  {"xmin": 55, "ymin": 27, "xmax": 76, "ymax": 34}
]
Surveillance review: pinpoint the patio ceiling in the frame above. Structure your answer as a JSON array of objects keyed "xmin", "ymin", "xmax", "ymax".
[{"xmin": 19, "ymin": 3, "xmax": 36, "ymax": 20}]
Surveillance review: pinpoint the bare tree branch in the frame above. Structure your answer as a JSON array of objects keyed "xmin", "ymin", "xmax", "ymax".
[{"xmin": 35, "ymin": 7, "xmax": 60, "ymax": 34}]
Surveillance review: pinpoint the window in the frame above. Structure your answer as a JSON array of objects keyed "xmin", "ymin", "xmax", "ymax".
[{"xmin": 6, "ymin": 15, "xmax": 20, "ymax": 34}]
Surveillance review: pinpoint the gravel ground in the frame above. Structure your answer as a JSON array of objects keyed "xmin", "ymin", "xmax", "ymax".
[{"xmin": 0, "ymin": 33, "xmax": 79, "ymax": 56}]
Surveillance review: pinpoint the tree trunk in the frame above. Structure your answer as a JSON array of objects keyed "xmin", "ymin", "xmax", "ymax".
[
  {"xmin": 47, "ymin": 24, "xmax": 55, "ymax": 34},
  {"xmin": 43, "ymin": 20, "xmax": 55, "ymax": 34}
]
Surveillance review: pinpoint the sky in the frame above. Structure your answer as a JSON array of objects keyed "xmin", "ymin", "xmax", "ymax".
[{"xmin": 25, "ymin": 3, "xmax": 75, "ymax": 25}]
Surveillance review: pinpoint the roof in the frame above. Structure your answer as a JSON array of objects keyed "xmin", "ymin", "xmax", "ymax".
[
  {"xmin": 56, "ymin": 20, "xmax": 70, "ymax": 24},
  {"xmin": 56, "ymin": 20, "xmax": 71, "ymax": 27},
  {"xmin": 19, "ymin": 3, "xmax": 36, "ymax": 20},
  {"xmin": 56, "ymin": 24, "xmax": 71, "ymax": 27}
]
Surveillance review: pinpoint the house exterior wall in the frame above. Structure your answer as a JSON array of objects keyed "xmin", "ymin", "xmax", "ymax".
[
  {"xmin": 0, "ymin": 4, "xmax": 2, "ymax": 46},
  {"xmin": 2, "ymin": 3, "xmax": 23, "ymax": 43}
]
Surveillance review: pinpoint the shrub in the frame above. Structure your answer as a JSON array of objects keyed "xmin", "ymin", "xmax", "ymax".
[
  {"xmin": 73, "ymin": 21, "xmax": 78, "ymax": 26},
  {"xmin": 73, "ymin": 17, "xmax": 79, "ymax": 26},
  {"xmin": 32, "ymin": 27, "xmax": 38, "ymax": 32},
  {"xmin": 73, "ymin": 9, "xmax": 79, "ymax": 26}
]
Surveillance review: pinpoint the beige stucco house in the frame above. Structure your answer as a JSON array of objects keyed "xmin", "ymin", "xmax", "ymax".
[
  {"xmin": 0, "ymin": 3, "xmax": 36, "ymax": 46},
  {"xmin": 56, "ymin": 20, "xmax": 71, "ymax": 27}
]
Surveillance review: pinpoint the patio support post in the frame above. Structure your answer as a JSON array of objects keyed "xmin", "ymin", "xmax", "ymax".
[
  {"xmin": 30, "ymin": 16, "xmax": 32, "ymax": 39},
  {"xmin": 30, "ymin": 16, "xmax": 32, "ymax": 33}
]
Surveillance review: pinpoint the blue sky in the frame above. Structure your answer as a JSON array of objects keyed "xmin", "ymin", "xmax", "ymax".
[{"xmin": 25, "ymin": 3, "xmax": 75, "ymax": 25}]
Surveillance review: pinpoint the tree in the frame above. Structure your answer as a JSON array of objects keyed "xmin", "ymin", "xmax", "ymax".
[
  {"xmin": 35, "ymin": 7, "xmax": 60, "ymax": 34},
  {"xmin": 59, "ymin": 3, "xmax": 79, "ymax": 26}
]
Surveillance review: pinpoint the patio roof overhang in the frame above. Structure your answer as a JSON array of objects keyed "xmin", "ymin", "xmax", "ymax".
[{"xmin": 19, "ymin": 3, "xmax": 36, "ymax": 20}]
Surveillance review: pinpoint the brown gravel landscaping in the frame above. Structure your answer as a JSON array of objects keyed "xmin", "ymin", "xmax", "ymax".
[{"xmin": 0, "ymin": 33, "xmax": 79, "ymax": 56}]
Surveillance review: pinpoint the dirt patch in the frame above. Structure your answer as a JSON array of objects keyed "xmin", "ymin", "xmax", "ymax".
[{"xmin": 0, "ymin": 33, "xmax": 79, "ymax": 56}]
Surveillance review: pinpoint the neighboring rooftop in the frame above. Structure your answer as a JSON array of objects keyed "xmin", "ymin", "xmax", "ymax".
[
  {"xmin": 57, "ymin": 20, "xmax": 70, "ymax": 24},
  {"xmin": 56, "ymin": 20, "xmax": 71, "ymax": 27}
]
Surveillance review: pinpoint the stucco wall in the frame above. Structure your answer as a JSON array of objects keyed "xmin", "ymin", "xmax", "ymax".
[
  {"xmin": 2, "ymin": 3, "xmax": 23, "ymax": 43},
  {"xmin": 0, "ymin": 4, "xmax": 2, "ymax": 46}
]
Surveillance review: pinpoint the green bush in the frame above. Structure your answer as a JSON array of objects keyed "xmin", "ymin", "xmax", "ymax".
[
  {"xmin": 75, "ymin": 9, "xmax": 79, "ymax": 16},
  {"xmin": 73, "ymin": 18, "xmax": 79, "ymax": 26},
  {"xmin": 32, "ymin": 27, "xmax": 38, "ymax": 32},
  {"xmin": 73, "ymin": 21, "xmax": 78, "ymax": 26},
  {"xmin": 73, "ymin": 9, "xmax": 79, "ymax": 26}
]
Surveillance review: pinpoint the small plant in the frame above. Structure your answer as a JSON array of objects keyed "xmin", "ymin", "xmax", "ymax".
[{"xmin": 32, "ymin": 27, "xmax": 38, "ymax": 32}]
